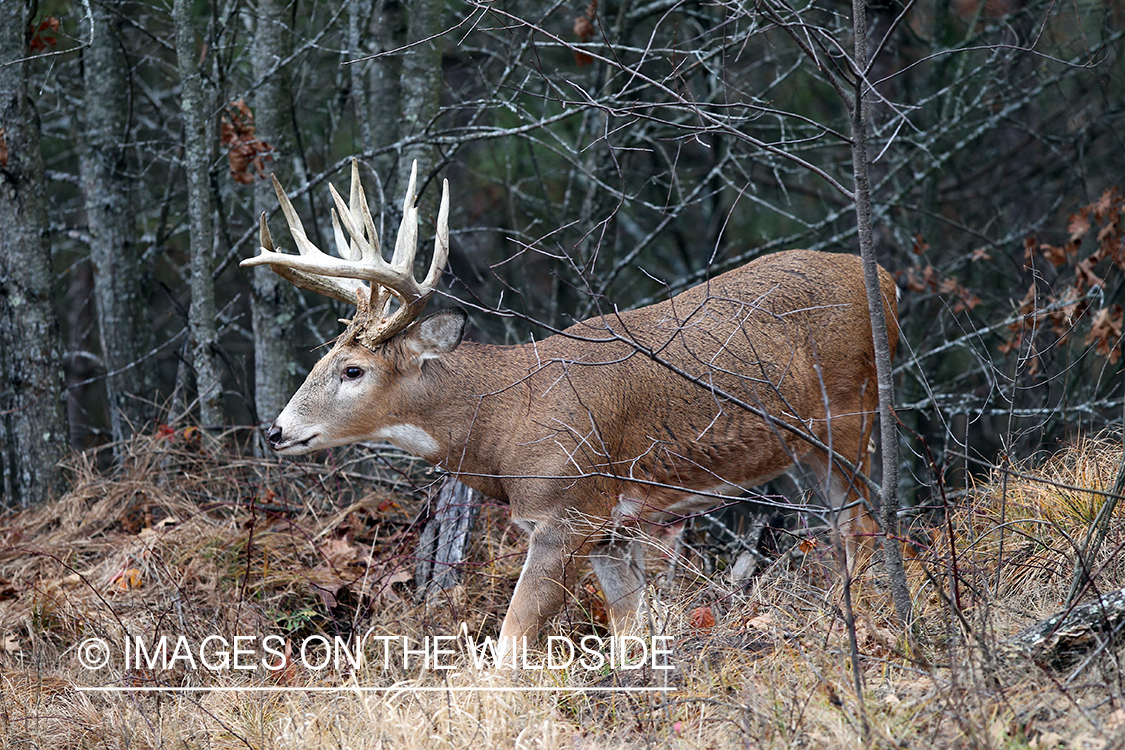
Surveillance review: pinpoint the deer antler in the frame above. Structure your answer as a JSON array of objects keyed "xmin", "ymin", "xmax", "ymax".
[{"xmin": 242, "ymin": 159, "xmax": 450, "ymax": 346}]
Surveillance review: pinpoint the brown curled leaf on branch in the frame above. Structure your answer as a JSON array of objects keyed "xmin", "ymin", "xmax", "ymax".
[
  {"xmin": 221, "ymin": 98, "xmax": 274, "ymax": 185},
  {"xmin": 573, "ymin": 1, "xmax": 597, "ymax": 66}
]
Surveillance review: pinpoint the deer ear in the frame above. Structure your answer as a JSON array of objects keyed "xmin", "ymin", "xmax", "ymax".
[{"xmin": 406, "ymin": 308, "xmax": 467, "ymax": 360}]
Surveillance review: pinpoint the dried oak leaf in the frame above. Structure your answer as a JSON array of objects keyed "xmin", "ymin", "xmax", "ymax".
[
  {"xmin": 1045, "ymin": 287, "xmax": 1081, "ymax": 339},
  {"xmin": 997, "ymin": 334, "xmax": 1022, "ymax": 355},
  {"xmin": 970, "ymin": 247, "xmax": 992, "ymax": 262},
  {"xmin": 221, "ymin": 98, "xmax": 273, "ymax": 184},
  {"xmin": 1068, "ymin": 208, "xmax": 1091, "ymax": 242},
  {"xmin": 112, "ymin": 568, "xmax": 143, "ymax": 590},
  {"xmin": 267, "ymin": 639, "xmax": 299, "ymax": 685},
  {"xmin": 902, "ymin": 266, "xmax": 928, "ymax": 293},
  {"xmin": 938, "ymin": 274, "xmax": 984, "ymax": 312},
  {"xmin": 581, "ymin": 582, "xmax": 609, "ymax": 625},
  {"xmin": 1086, "ymin": 305, "xmax": 1123, "ymax": 364},
  {"xmin": 689, "ymin": 605, "xmax": 716, "ymax": 631},
  {"xmin": 1075, "ymin": 256, "xmax": 1106, "ymax": 292},
  {"xmin": 1096, "ymin": 222, "xmax": 1121, "ymax": 261},
  {"xmin": 952, "ymin": 290, "xmax": 981, "ymax": 314},
  {"xmin": 1040, "ymin": 243, "xmax": 1070, "ymax": 268},
  {"xmin": 318, "ymin": 537, "xmax": 362, "ymax": 569},
  {"xmin": 1092, "ymin": 187, "xmax": 1121, "ymax": 222},
  {"xmin": 574, "ymin": 14, "xmax": 594, "ymax": 41}
]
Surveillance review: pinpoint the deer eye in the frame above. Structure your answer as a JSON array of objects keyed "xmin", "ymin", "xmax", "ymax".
[{"xmin": 343, "ymin": 366, "xmax": 364, "ymax": 381}]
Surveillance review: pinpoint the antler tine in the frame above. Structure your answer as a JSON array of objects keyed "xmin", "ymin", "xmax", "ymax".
[
  {"xmin": 329, "ymin": 203, "xmax": 357, "ymax": 263},
  {"xmin": 328, "ymin": 181, "xmax": 368, "ymax": 262},
  {"xmin": 329, "ymin": 159, "xmax": 380, "ymax": 263},
  {"xmin": 390, "ymin": 160, "xmax": 419, "ymax": 274},
  {"xmin": 423, "ymin": 178, "xmax": 450, "ymax": 289},
  {"xmin": 348, "ymin": 158, "xmax": 381, "ymax": 261},
  {"xmin": 259, "ymin": 209, "xmax": 275, "ymax": 252},
  {"xmin": 270, "ymin": 174, "xmax": 321, "ymax": 259}
]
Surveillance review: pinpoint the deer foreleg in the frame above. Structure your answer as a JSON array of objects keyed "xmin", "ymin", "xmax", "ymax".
[{"xmin": 497, "ymin": 522, "xmax": 588, "ymax": 663}]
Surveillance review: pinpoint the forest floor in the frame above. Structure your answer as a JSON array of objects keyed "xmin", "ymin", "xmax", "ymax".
[{"xmin": 1, "ymin": 430, "xmax": 1123, "ymax": 749}]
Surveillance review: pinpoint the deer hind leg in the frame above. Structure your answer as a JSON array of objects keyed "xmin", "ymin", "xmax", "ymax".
[
  {"xmin": 802, "ymin": 433, "xmax": 878, "ymax": 571},
  {"xmin": 497, "ymin": 521, "xmax": 592, "ymax": 662},
  {"xmin": 589, "ymin": 534, "xmax": 645, "ymax": 635}
]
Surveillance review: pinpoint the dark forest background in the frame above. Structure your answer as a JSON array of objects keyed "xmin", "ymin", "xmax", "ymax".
[{"xmin": 1, "ymin": 0, "xmax": 1122, "ymax": 510}]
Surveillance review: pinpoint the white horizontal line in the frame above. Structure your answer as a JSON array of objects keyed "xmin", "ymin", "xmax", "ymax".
[{"xmin": 77, "ymin": 686, "xmax": 674, "ymax": 694}]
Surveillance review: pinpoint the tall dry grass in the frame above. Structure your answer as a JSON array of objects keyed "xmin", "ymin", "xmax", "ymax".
[{"xmin": 1, "ymin": 429, "xmax": 1124, "ymax": 748}]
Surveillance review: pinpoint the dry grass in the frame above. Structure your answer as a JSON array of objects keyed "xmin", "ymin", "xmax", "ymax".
[{"xmin": 1, "ymin": 430, "xmax": 1124, "ymax": 749}]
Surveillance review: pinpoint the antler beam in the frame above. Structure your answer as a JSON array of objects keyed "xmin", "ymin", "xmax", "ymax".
[{"xmin": 242, "ymin": 159, "xmax": 450, "ymax": 345}]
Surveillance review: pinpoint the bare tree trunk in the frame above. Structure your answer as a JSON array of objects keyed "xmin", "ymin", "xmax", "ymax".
[
  {"xmin": 415, "ymin": 477, "xmax": 482, "ymax": 595},
  {"xmin": 66, "ymin": 262, "xmax": 98, "ymax": 450},
  {"xmin": 250, "ymin": 0, "xmax": 295, "ymax": 430},
  {"xmin": 360, "ymin": 0, "xmax": 403, "ymax": 216},
  {"xmin": 397, "ymin": 0, "xmax": 443, "ymax": 202},
  {"xmin": 849, "ymin": 0, "xmax": 913, "ymax": 628},
  {"xmin": 174, "ymin": 0, "xmax": 223, "ymax": 427},
  {"xmin": 80, "ymin": 0, "xmax": 151, "ymax": 446},
  {"xmin": 348, "ymin": 0, "xmax": 375, "ymax": 154},
  {"xmin": 0, "ymin": 0, "xmax": 69, "ymax": 507}
]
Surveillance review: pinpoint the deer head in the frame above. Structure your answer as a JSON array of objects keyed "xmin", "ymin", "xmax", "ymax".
[{"xmin": 241, "ymin": 160, "xmax": 460, "ymax": 455}]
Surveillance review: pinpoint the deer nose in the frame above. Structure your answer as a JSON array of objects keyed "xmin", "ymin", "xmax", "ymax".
[{"xmin": 266, "ymin": 423, "xmax": 283, "ymax": 447}]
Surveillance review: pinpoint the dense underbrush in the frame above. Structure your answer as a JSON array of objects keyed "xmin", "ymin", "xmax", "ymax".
[{"xmin": 1, "ymin": 430, "xmax": 1123, "ymax": 749}]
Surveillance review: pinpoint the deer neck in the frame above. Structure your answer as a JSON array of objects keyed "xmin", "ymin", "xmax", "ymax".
[{"xmin": 402, "ymin": 340, "xmax": 535, "ymax": 499}]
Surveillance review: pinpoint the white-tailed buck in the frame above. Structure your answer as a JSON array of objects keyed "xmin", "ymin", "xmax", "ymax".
[{"xmin": 243, "ymin": 160, "xmax": 899, "ymax": 654}]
